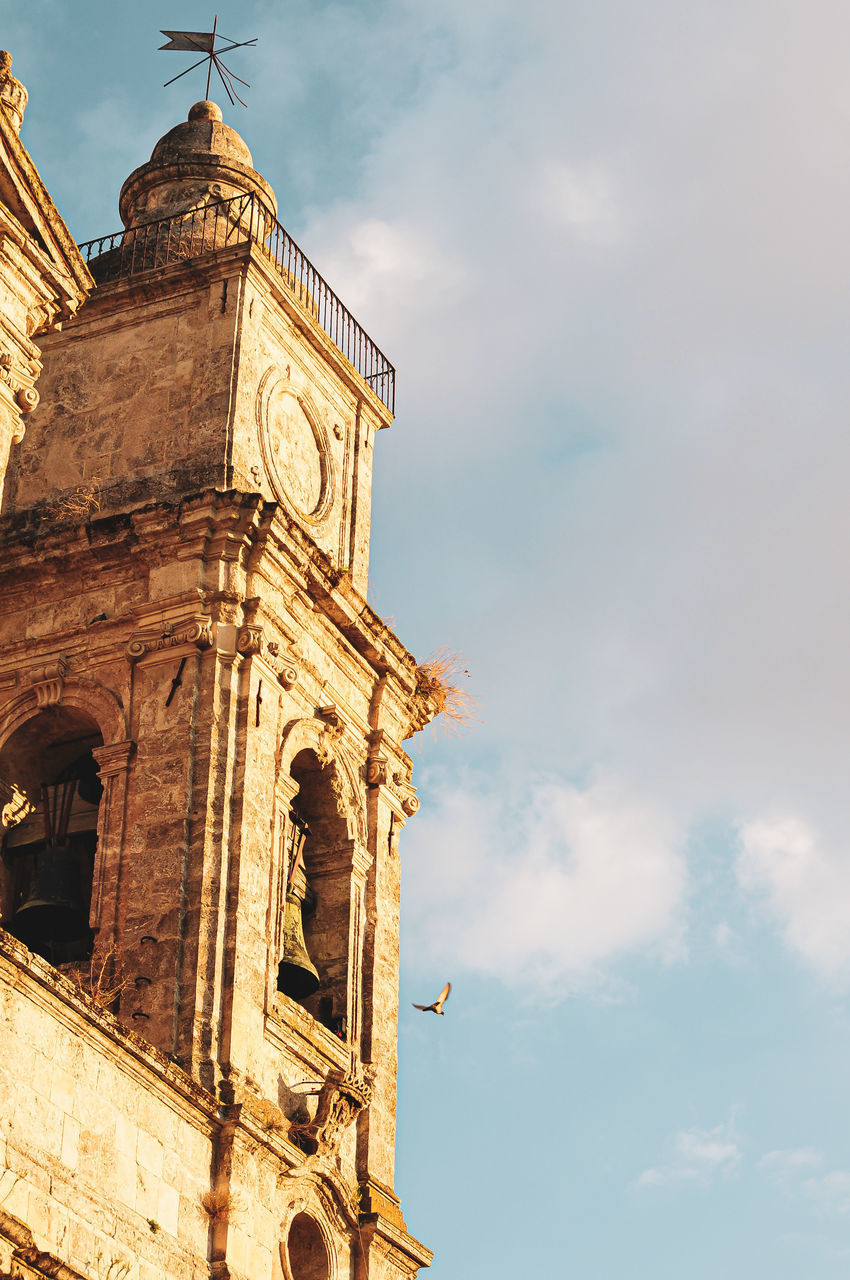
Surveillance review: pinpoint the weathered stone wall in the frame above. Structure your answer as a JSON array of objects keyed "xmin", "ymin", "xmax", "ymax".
[
  {"xmin": 3, "ymin": 264, "xmax": 240, "ymax": 517},
  {"xmin": 0, "ymin": 933, "xmax": 431, "ymax": 1280},
  {"xmin": 0, "ymin": 487, "xmax": 432, "ymax": 1277},
  {"xmin": 3, "ymin": 248, "xmax": 387, "ymax": 598},
  {"xmin": 0, "ymin": 935, "xmax": 214, "ymax": 1280}
]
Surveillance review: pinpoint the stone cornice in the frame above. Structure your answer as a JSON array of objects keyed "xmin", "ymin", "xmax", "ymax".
[
  {"xmin": 0, "ymin": 487, "xmax": 434, "ymax": 747},
  {"xmin": 0, "ymin": 931, "xmax": 218, "ymax": 1133},
  {"xmin": 358, "ymin": 1210, "xmax": 434, "ymax": 1274},
  {"xmin": 0, "ymin": 489, "xmax": 421, "ymax": 686}
]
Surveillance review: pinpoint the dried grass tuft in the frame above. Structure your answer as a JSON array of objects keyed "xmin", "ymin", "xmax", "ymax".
[
  {"xmin": 255, "ymin": 1098, "xmax": 287, "ymax": 1133},
  {"xmin": 199, "ymin": 1188, "xmax": 233, "ymax": 1224},
  {"xmin": 415, "ymin": 648, "xmax": 477, "ymax": 735},
  {"xmin": 41, "ymin": 479, "xmax": 102, "ymax": 523},
  {"xmin": 68, "ymin": 943, "xmax": 132, "ymax": 1011}
]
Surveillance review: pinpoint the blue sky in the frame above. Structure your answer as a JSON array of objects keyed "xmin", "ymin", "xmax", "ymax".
[{"xmin": 7, "ymin": 1, "xmax": 850, "ymax": 1274}]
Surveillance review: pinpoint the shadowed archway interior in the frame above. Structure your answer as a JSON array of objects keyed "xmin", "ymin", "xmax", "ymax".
[{"xmin": 0, "ymin": 706, "xmax": 103, "ymax": 965}]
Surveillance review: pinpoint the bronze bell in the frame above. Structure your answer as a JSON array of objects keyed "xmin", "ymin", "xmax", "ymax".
[
  {"xmin": 11, "ymin": 843, "xmax": 89, "ymax": 947},
  {"xmin": 277, "ymin": 888, "xmax": 320, "ymax": 1000},
  {"xmin": 8, "ymin": 761, "xmax": 96, "ymax": 955},
  {"xmin": 277, "ymin": 808, "xmax": 320, "ymax": 1000}
]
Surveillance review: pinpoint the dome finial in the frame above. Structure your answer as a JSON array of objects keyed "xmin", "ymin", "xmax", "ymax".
[
  {"xmin": 188, "ymin": 100, "xmax": 222, "ymax": 123},
  {"xmin": 118, "ymin": 99, "xmax": 277, "ymax": 229}
]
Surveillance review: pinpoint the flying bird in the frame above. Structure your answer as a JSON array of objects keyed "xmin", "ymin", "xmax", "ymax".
[{"xmin": 413, "ymin": 982, "xmax": 451, "ymax": 1015}]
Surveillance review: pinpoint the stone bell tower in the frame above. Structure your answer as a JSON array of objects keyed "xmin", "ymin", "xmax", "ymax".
[{"xmin": 0, "ymin": 95, "xmax": 435, "ymax": 1280}]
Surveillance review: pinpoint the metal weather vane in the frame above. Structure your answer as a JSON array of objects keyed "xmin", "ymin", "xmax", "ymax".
[{"xmin": 160, "ymin": 16, "xmax": 257, "ymax": 107}]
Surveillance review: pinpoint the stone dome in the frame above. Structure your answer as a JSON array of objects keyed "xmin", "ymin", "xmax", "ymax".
[{"xmin": 119, "ymin": 101, "xmax": 277, "ymax": 229}]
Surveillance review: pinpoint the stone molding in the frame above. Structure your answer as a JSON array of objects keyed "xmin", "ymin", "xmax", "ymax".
[
  {"xmin": 236, "ymin": 624, "xmax": 300, "ymax": 688},
  {"xmin": 127, "ymin": 615, "xmax": 212, "ymax": 659},
  {"xmin": 0, "ymin": 676, "xmax": 128, "ymax": 750}
]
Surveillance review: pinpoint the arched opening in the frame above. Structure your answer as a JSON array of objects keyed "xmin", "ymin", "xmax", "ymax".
[
  {"xmin": 286, "ymin": 1213, "xmax": 330, "ymax": 1280},
  {"xmin": 277, "ymin": 748, "xmax": 351, "ymax": 1037},
  {"xmin": 0, "ymin": 707, "xmax": 103, "ymax": 965}
]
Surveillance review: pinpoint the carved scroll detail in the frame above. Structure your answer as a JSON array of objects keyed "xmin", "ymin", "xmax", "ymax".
[
  {"xmin": 30, "ymin": 656, "xmax": 68, "ymax": 708},
  {"xmin": 239, "ymin": 630, "xmax": 300, "ymax": 689},
  {"xmin": 127, "ymin": 617, "xmax": 212, "ymax": 659}
]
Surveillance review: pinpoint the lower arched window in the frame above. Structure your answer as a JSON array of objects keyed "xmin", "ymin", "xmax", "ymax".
[{"xmin": 285, "ymin": 1213, "xmax": 330, "ymax": 1280}]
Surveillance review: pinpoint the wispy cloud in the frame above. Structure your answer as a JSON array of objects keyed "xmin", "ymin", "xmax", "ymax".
[
  {"xmin": 802, "ymin": 1172, "xmax": 850, "ymax": 1218},
  {"xmin": 759, "ymin": 1149, "xmax": 850, "ymax": 1218},
  {"xmin": 403, "ymin": 770, "xmax": 686, "ymax": 995},
  {"xmin": 759, "ymin": 1148, "xmax": 823, "ymax": 1189},
  {"xmin": 635, "ymin": 1121, "xmax": 741, "ymax": 1189},
  {"xmin": 737, "ymin": 816, "xmax": 850, "ymax": 977}
]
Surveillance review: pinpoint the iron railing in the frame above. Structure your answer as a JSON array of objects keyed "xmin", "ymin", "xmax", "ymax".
[{"xmin": 78, "ymin": 192, "xmax": 396, "ymax": 413}]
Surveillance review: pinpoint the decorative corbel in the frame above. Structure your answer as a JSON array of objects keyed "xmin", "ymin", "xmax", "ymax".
[
  {"xmin": 290, "ymin": 1061, "xmax": 373, "ymax": 1162},
  {"xmin": 236, "ymin": 624, "xmax": 263, "ymax": 656},
  {"xmin": 30, "ymin": 655, "xmax": 68, "ymax": 708},
  {"xmin": 0, "ymin": 349, "xmax": 40, "ymax": 444},
  {"xmin": 399, "ymin": 787, "xmax": 420, "ymax": 817},
  {"xmin": 316, "ymin": 703, "xmax": 343, "ymax": 731}
]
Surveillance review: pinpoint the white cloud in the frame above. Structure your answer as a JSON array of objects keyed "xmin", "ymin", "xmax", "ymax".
[
  {"xmin": 300, "ymin": 214, "xmax": 470, "ymax": 325},
  {"xmin": 737, "ymin": 816, "xmax": 850, "ymax": 976},
  {"xmin": 403, "ymin": 770, "xmax": 685, "ymax": 993},
  {"xmin": 759, "ymin": 1148, "xmax": 823, "ymax": 1189},
  {"xmin": 802, "ymin": 1172, "xmax": 850, "ymax": 1217},
  {"xmin": 758, "ymin": 1149, "xmax": 850, "ymax": 1217},
  {"xmin": 635, "ymin": 1122, "xmax": 741, "ymax": 1189}
]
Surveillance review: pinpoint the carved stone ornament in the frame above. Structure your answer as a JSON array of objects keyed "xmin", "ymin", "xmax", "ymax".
[
  {"xmin": 15, "ymin": 385, "xmax": 39, "ymax": 413},
  {"xmin": 246, "ymin": 634, "xmax": 300, "ymax": 689},
  {"xmin": 366, "ymin": 756, "xmax": 389, "ymax": 787},
  {"xmin": 236, "ymin": 624, "xmax": 263, "ymax": 656},
  {"xmin": 127, "ymin": 617, "xmax": 212, "ymax": 659},
  {"xmin": 0, "ymin": 50, "xmax": 27, "ymax": 132},
  {"xmin": 297, "ymin": 1062, "xmax": 373, "ymax": 1162},
  {"xmin": 30, "ymin": 656, "xmax": 68, "ymax": 708},
  {"xmin": 366, "ymin": 753, "xmax": 419, "ymax": 815},
  {"xmin": 0, "ymin": 346, "xmax": 40, "ymax": 433},
  {"xmin": 255, "ymin": 366, "xmax": 336, "ymax": 526},
  {"xmin": 400, "ymin": 789, "xmax": 420, "ymax": 817},
  {"xmin": 316, "ymin": 703, "xmax": 343, "ymax": 731},
  {"xmin": 236, "ymin": 626, "xmax": 298, "ymax": 676}
]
